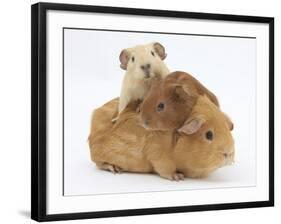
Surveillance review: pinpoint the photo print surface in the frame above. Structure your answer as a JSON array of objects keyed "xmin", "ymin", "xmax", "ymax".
[{"xmin": 63, "ymin": 28, "xmax": 256, "ymax": 196}]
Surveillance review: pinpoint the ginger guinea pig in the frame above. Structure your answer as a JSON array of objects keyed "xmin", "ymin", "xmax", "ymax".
[
  {"xmin": 139, "ymin": 71, "xmax": 220, "ymax": 131},
  {"xmin": 113, "ymin": 42, "xmax": 170, "ymax": 122},
  {"xmin": 89, "ymin": 96, "xmax": 235, "ymax": 180}
]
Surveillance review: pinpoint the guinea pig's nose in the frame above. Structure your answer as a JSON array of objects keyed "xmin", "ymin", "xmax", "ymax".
[
  {"xmin": 141, "ymin": 63, "xmax": 151, "ymax": 71},
  {"xmin": 223, "ymin": 151, "xmax": 234, "ymax": 159},
  {"xmin": 142, "ymin": 119, "xmax": 150, "ymax": 129},
  {"xmin": 224, "ymin": 151, "xmax": 235, "ymax": 165}
]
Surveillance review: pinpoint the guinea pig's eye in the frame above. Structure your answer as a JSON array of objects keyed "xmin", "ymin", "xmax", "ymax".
[
  {"xmin": 131, "ymin": 56, "xmax": 135, "ymax": 62},
  {"xmin": 205, "ymin": 130, "xmax": 213, "ymax": 141},
  {"xmin": 156, "ymin": 102, "xmax": 165, "ymax": 112},
  {"xmin": 151, "ymin": 51, "xmax": 155, "ymax": 56}
]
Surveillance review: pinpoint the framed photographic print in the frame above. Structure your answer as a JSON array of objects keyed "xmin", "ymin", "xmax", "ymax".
[{"xmin": 31, "ymin": 2, "xmax": 274, "ymax": 222}]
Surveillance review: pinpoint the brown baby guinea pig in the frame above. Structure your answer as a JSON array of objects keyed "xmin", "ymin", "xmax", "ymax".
[{"xmin": 139, "ymin": 71, "xmax": 220, "ymax": 131}]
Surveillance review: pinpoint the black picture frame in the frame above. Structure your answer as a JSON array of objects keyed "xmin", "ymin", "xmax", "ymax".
[{"xmin": 31, "ymin": 2, "xmax": 274, "ymax": 222}]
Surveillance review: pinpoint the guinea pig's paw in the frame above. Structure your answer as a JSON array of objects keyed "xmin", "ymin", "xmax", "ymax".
[
  {"xmin": 110, "ymin": 165, "xmax": 123, "ymax": 174},
  {"xmin": 106, "ymin": 163, "xmax": 123, "ymax": 174},
  {"xmin": 172, "ymin": 172, "xmax": 185, "ymax": 181},
  {"xmin": 111, "ymin": 116, "xmax": 118, "ymax": 123},
  {"xmin": 136, "ymin": 105, "xmax": 141, "ymax": 113}
]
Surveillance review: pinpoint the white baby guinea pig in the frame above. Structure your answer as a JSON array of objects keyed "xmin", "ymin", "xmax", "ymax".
[{"xmin": 113, "ymin": 42, "xmax": 170, "ymax": 121}]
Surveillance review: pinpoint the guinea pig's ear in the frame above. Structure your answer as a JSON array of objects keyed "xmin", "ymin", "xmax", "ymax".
[
  {"xmin": 172, "ymin": 84, "xmax": 192, "ymax": 101},
  {"xmin": 223, "ymin": 112, "xmax": 234, "ymax": 131},
  {"xmin": 119, "ymin": 49, "xmax": 130, "ymax": 70},
  {"xmin": 153, "ymin": 42, "xmax": 167, "ymax": 60},
  {"xmin": 178, "ymin": 116, "xmax": 205, "ymax": 135}
]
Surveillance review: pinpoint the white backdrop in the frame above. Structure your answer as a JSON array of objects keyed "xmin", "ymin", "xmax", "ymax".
[
  {"xmin": 0, "ymin": 0, "xmax": 280, "ymax": 224},
  {"xmin": 64, "ymin": 28, "xmax": 256, "ymax": 195}
]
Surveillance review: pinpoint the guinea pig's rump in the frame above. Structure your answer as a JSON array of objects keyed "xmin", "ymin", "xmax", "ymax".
[
  {"xmin": 89, "ymin": 98, "xmax": 152, "ymax": 172},
  {"xmin": 88, "ymin": 98, "xmax": 118, "ymax": 161}
]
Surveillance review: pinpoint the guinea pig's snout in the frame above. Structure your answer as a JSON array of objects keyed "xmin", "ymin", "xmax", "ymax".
[
  {"xmin": 223, "ymin": 150, "xmax": 235, "ymax": 165},
  {"xmin": 144, "ymin": 120, "xmax": 149, "ymax": 127},
  {"xmin": 140, "ymin": 63, "xmax": 151, "ymax": 77},
  {"xmin": 141, "ymin": 118, "xmax": 150, "ymax": 129}
]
